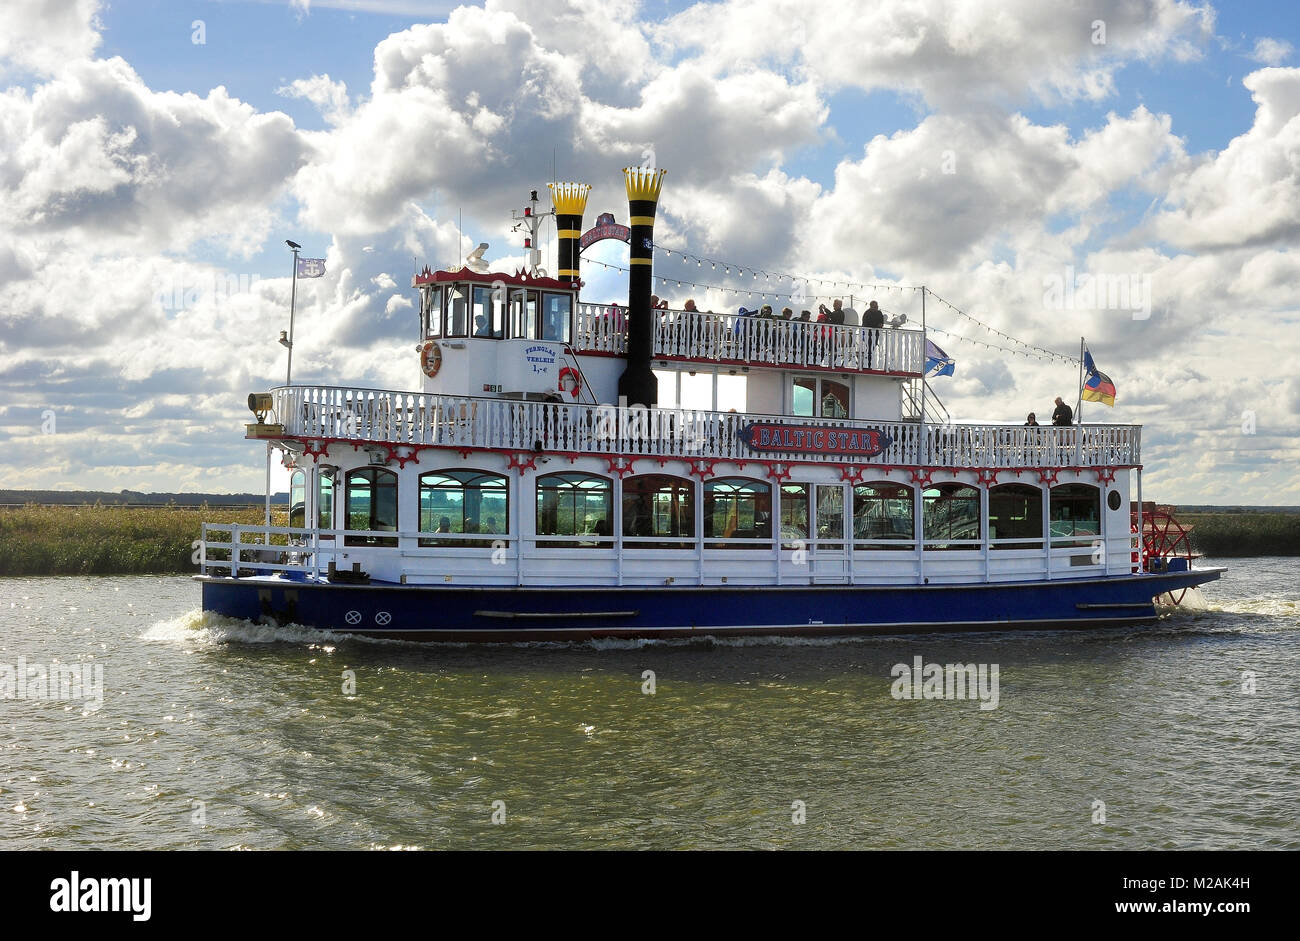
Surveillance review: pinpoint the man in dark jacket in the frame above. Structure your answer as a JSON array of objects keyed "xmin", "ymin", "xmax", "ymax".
[{"xmin": 1051, "ymin": 397, "xmax": 1073, "ymax": 425}]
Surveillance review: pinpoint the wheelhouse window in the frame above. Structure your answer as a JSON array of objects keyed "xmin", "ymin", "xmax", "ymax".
[
  {"xmin": 853, "ymin": 482, "xmax": 914, "ymax": 549},
  {"xmin": 345, "ymin": 468, "xmax": 398, "ymax": 547},
  {"xmin": 704, "ymin": 477, "xmax": 771, "ymax": 548},
  {"xmin": 622, "ymin": 474, "xmax": 694, "ymax": 549},
  {"xmin": 989, "ymin": 483, "xmax": 1043, "ymax": 549},
  {"xmin": 423, "ymin": 285, "xmax": 443, "ymax": 338},
  {"xmin": 317, "ymin": 469, "xmax": 334, "ymax": 536},
  {"xmin": 791, "ymin": 376, "xmax": 850, "ymax": 418},
  {"xmin": 289, "ymin": 470, "xmax": 306, "ymax": 529},
  {"xmin": 471, "ymin": 285, "xmax": 503, "ymax": 338},
  {"xmin": 446, "ymin": 285, "xmax": 468, "ymax": 337},
  {"xmin": 540, "ymin": 292, "xmax": 572, "ymax": 343},
  {"xmin": 1050, "ymin": 483, "xmax": 1100, "ymax": 546},
  {"xmin": 780, "ymin": 482, "xmax": 810, "ymax": 544},
  {"xmin": 510, "ymin": 290, "xmax": 539, "ymax": 339},
  {"xmin": 536, "ymin": 472, "xmax": 612, "ymax": 548},
  {"xmin": 419, "ymin": 470, "xmax": 508, "ymax": 547},
  {"xmin": 923, "ymin": 482, "xmax": 980, "ymax": 549}
]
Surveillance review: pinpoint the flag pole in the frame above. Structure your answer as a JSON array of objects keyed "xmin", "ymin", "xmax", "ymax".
[
  {"xmin": 920, "ymin": 286, "xmax": 928, "ymax": 425},
  {"xmin": 287, "ymin": 247, "xmax": 299, "ymax": 386},
  {"xmin": 1075, "ymin": 336, "xmax": 1084, "ymax": 424}
]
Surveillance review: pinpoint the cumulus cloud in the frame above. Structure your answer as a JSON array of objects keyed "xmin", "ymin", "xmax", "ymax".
[{"xmin": 1249, "ymin": 37, "xmax": 1293, "ymax": 65}]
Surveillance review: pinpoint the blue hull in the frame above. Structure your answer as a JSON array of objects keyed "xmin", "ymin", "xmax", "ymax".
[{"xmin": 198, "ymin": 568, "xmax": 1223, "ymax": 641}]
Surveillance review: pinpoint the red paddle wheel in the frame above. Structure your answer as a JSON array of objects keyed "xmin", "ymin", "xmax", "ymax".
[{"xmin": 1130, "ymin": 503, "xmax": 1195, "ymax": 604}]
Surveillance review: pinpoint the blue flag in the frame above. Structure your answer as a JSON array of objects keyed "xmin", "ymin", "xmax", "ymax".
[
  {"xmin": 925, "ymin": 339, "xmax": 955, "ymax": 377},
  {"xmin": 296, "ymin": 257, "xmax": 327, "ymax": 278}
]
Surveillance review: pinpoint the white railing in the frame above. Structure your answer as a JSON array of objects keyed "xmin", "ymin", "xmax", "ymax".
[
  {"xmin": 266, "ymin": 385, "xmax": 1140, "ymax": 468},
  {"xmin": 574, "ymin": 304, "xmax": 925, "ymax": 374},
  {"xmin": 199, "ymin": 522, "xmax": 1129, "ymax": 586}
]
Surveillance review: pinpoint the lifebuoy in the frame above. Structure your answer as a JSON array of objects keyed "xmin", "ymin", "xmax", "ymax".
[
  {"xmin": 420, "ymin": 340, "xmax": 443, "ymax": 378},
  {"xmin": 557, "ymin": 366, "xmax": 581, "ymax": 399}
]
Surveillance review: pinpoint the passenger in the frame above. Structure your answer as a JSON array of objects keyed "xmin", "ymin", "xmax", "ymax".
[
  {"xmin": 780, "ymin": 307, "xmax": 793, "ymax": 319},
  {"xmin": 862, "ymin": 300, "xmax": 885, "ymax": 329},
  {"xmin": 818, "ymin": 302, "xmax": 842, "ymax": 325},
  {"xmin": 593, "ymin": 518, "xmax": 610, "ymax": 536},
  {"xmin": 436, "ymin": 516, "xmax": 451, "ymax": 534},
  {"xmin": 484, "ymin": 515, "xmax": 498, "ymax": 533},
  {"xmin": 1051, "ymin": 397, "xmax": 1074, "ymax": 426},
  {"xmin": 798, "ymin": 310, "xmax": 812, "ymax": 321},
  {"xmin": 1025, "ymin": 413, "xmax": 1039, "ymax": 426},
  {"xmin": 465, "ymin": 518, "xmax": 480, "ymax": 534},
  {"xmin": 758, "ymin": 304, "xmax": 774, "ymax": 319},
  {"xmin": 684, "ymin": 299, "xmax": 698, "ymax": 312}
]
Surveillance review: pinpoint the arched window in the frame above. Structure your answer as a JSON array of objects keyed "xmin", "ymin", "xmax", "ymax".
[
  {"xmin": 536, "ymin": 472, "xmax": 612, "ymax": 548},
  {"xmin": 345, "ymin": 468, "xmax": 398, "ymax": 547},
  {"xmin": 923, "ymin": 482, "xmax": 980, "ymax": 549},
  {"xmin": 989, "ymin": 483, "xmax": 1043, "ymax": 549},
  {"xmin": 622, "ymin": 474, "xmax": 695, "ymax": 549},
  {"xmin": 419, "ymin": 470, "xmax": 508, "ymax": 547},
  {"xmin": 854, "ymin": 481, "xmax": 914, "ymax": 549},
  {"xmin": 289, "ymin": 470, "xmax": 306, "ymax": 529},
  {"xmin": 704, "ymin": 477, "xmax": 772, "ymax": 548},
  {"xmin": 1050, "ymin": 483, "xmax": 1100, "ymax": 547}
]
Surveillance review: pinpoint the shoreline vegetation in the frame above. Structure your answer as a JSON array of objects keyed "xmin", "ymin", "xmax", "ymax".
[
  {"xmin": 0, "ymin": 503, "xmax": 1297, "ymax": 577},
  {"xmin": 0, "ymin": 504, "xmax": 288, "ymax": 576}
]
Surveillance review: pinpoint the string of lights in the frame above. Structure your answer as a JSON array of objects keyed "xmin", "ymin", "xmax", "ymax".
[
  {"xmin": 650, "ymin": 242, "xmax": 921, "ymax": 295},
  {"xmin": 926, "ymin": 289, "xmax": 1078, "ymax": 365}
]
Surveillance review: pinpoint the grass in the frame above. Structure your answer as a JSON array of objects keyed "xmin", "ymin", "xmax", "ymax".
[
  {"xmin": 1180, "ymin": 512, "xmax": 1300, "ymax": 557},
  {"xmin": 0, "ymin": 504, "xmax": 289, "ymax": 576}
]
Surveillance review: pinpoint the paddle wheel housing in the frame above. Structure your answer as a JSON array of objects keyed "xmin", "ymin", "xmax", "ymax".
[{"xmin": 1131, "ymin": 502, "xmax": 1195, "ymax": 603}]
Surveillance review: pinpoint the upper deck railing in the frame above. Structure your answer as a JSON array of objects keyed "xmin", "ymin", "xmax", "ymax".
[
  {"xmin": 574, "ymin": 304, "xmax": 925, "ymax": 375},
  {"xmin": 265, "ymin": 386, "xmax": 1140, "ymax": 468}
]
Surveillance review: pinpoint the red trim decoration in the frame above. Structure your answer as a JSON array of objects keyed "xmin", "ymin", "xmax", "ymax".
[
  {"xmin": 506, "ymin": 453, "xmax": 538, "ymax": 476},
  {"xmin": 1095, "ymin": 467, "xmax": 1117, "ymax": 484},
  {"xmin": 909, "ymin": 469, "xmax": 933, "ymax": 488},
  {"xmin": 762, "ymin": 461, "xmax": 792, "ymax": 483},
  {"xmin": 605, "ymin": 456, "xmax": 638, "ymax": 478},
  {"xmin": 839, "ymin": 465, "xmax": 865, "ymax": 485},
  {"xmin": 1037, "ymin": 468, "xmax": 1060, "ymax": 486},
  {"xmin": 686, "ymin": 457, "xmax": 720, "ymax": 480},
  {"xmin": 976, "ymin": 468, "xmax": 1000, "ymax": 487}
]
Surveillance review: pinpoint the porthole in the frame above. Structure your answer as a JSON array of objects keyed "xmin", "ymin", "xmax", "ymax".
[{"xmin": 1107, "ymin": 490, "xmax": 1122, "ymax": 511}]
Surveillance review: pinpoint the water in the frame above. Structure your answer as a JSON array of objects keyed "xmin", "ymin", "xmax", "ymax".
[{"xmin": 1, "ymin": 560, "xmax": 1296, "ymax": 850}]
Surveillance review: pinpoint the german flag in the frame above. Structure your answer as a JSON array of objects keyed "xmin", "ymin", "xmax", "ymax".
[{"xmin": 1081, "ymin": 346, "xmax": 1116, "ymax": 407}]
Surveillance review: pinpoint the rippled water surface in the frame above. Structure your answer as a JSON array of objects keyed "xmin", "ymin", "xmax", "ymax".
[{"xmin": 2, "ymin": 560, "xmax": 1297, "ymax": 849}]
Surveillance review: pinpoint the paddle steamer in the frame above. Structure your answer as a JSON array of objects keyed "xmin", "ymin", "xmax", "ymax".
[{"xmin": 199, "ymin": 168, "xmax": 1221, "ymax": 640}]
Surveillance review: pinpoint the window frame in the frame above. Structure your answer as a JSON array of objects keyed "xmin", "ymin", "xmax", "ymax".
[
  {"xmin": 535, "ymin": 472, "xmax": 613, "ymax": 549},
  {"xmin": 418, "ymin": 469, "xmax": 509, "ymax": 547},
  {"xmin": 344, "ymin": 468, "xmax": 399, "ymax": 547}
]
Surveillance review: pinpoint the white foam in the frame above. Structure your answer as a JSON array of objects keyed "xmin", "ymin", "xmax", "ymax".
[{"xmin": 142, "ymin": 608, "xmax": 346, "ymax": 647}]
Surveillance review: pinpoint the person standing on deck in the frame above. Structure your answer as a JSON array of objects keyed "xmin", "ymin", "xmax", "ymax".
[{"xmin": 1051, "ymin": 397, "xmax": 1074, "ymax": 425}]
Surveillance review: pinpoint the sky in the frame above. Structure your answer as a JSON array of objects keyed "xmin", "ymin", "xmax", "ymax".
[{"xmin": 1, "ymin": 0, "xmax": 1298, "ymax": 503}]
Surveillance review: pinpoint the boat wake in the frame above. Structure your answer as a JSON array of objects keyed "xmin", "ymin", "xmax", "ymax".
[{"xmin": 142, "ymin": 609, "xmax": 349, "ymax": 647}]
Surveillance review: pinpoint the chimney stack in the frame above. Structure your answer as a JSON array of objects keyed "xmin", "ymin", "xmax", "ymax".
[
  {"xmin": 547, "ymin": 182, "xmax": 591, "ymax": 286},
  {"xmin": 618, "ymin": 166, "xmax": 666, "ymax": 408}
]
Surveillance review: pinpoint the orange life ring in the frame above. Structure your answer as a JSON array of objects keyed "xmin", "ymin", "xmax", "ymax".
[
  {"xmin": 420, "ymin": 340, "xmax": 443, "ymax": 378},
  {"xmin": 557, "ymin": 366, "xmax": 581, "ymax": 399}
]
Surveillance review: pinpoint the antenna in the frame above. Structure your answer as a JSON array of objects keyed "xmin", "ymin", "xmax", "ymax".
[{"xmin": 458, "ymin": 208, "xmax": 462, "ymax": 269}]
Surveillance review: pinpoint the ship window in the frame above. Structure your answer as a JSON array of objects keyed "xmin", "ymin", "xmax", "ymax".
[
  {"xmin": 317, "ymin": 470, "xmax": 334, "ymax": 536},
  {"xmin": 853, "ymin": 482, "xmax": 914, "ymax": 549},
  {"xmin": 622, "ymin": 474, "xmax": 694, "ymax": 549},
  {"xmin": 704, "ymin": 477, "xmax": 771, "ymax": 548},
  {"xmin": 540, "ymin": 293, "xmax": 572, "ymax": 343},
  {"xmin": 1050, "ymin": 483, "xmax": 1100, "ymax": 546},
  {"xmin": 289, "ymin": 470, "xmax": 306, "ymax": 529},
  {"xmin": 471, "ymin": 285, "xmax": 503, "ymax": 338},
  {"xmin": 425, "ymin": 285, "xmax": 443, "ymax": 338},
  {"xmin": 446, "ymin": 285, "xmax": 468, "ymax": 337},
  {"xmin": 536, "ymin": 472, "xmax": 612, "ymax": 548},
  {"xmin": 816, "ymin": 484, "xmax": 844, "ymax": 548},
  {"xmin": 923, "ymin": 482, "xmax": 980, "ymax": 549},
  {"xmin": 989, "ymin": 483, "xmax": 1043, "ymax": 548},
  {"xmin": 510, "ymin": 290, "xmax": 539, "ymax": 339},
  {"xmin": 791, "ymin": 376, "xmax": 850, "ymax": 418},
  {"xmin": 344, "ymin": 468, "xmax": 398, "ymax": 547},
  {"xmin": 780, "ymin": 483, "xmax": 810, "ymax": 544},
  {"xmin": 418, "ymin": 470, "xmax": 508, "ymax": 547}
]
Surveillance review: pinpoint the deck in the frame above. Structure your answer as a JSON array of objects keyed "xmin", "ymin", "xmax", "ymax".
[{"xmin": 260, "ymin": 385, "xmax": 1141, "ymax": 469}]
